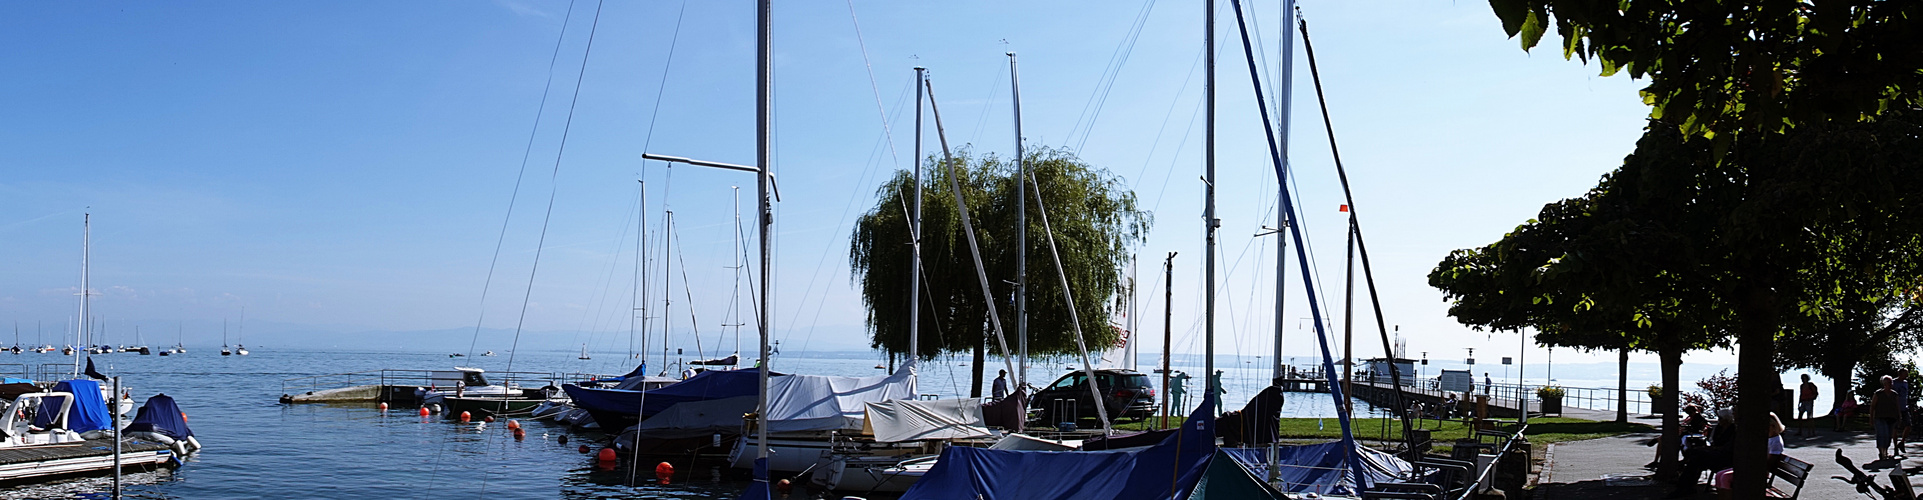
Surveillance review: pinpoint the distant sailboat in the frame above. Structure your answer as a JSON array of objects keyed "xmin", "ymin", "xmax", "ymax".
[
  {"xmin": 235, "ymin": 309, "xmax": 249, "ymax": 355},
  {"xmin": 220, "ymin": 319, "xmax": 231, "ymax": 356},
  {"xmin": 172, "ymin": 322, "xmax": 186, "ymax": 354},
  {"xmin": 578, "ymin": 345, "xmax": 590, "ymax": 360}
]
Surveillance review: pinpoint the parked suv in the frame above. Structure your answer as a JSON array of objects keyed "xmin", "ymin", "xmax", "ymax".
[{"xmin": 1029, "ymin": 369, "xmax": 1158, "ymax": 426}]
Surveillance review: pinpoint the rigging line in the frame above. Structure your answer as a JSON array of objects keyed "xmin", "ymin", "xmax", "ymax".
[
  {"xmin": 1299, "ymin": 13, "xmax": 1417, "ymax": 452},
  {"xmin": 1148, "ymin": 88, "xmax": 1205, "ymax": 215},
  {"xmin": 923, "ymin": 76, "xmax": 1021, "ymax": 385},
  {"xmin": 1024, "ymin": 170, "xmax": 1115, "ymax": 435},
  {"xmin": 503, "ymin": 0, "xmax": 606, "ymax": 378},
  {"xmin": 464, "ymin": 0, "xmax": 581, "ymax": 361},
  {"xmin": 641, "ymin": 0, "xmax": 688, "ymax": 153},
  {"xmin": 1226, "ymin": 0, "xmax": 1369, "ymax": 484},
  {"xmin": 842, "ymin": 0, "xmax": 901, "ymax": 167},
  {"xmin": 968, "ymin": 62, "xmax": 1007, "ymax": 146},
  {"xmin": 1072, "ymin": 0, "xmax": 1160, "ymax": 153},
  {"xmin": 1131, "ymin": 47, "xmax": 1205, "ymax": 191},
  {"xmin": 435, "ymin": 0, "xmax": 580, "ymax": 491},
  {"xmin": 781, "ymin": 76, "xmax": 914, "ymax": 342},
  {"xmin": 1061, "ymin": 0, "xmax": 1160, "ymax": 152},
  {"xmin": 671, "ymin": 219, "xmax": 707, "ymax": 361},
  {"xmin": 568, "ymin": 188, "xmax": 643, "ymax": 356}
]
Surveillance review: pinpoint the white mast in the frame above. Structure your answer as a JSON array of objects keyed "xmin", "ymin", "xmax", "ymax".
[
  {"xmin": 1008, "ymin": 52, "xmax": 1027, "ymax": 388},
  {"xmin": 73, "ymin": 214, "xmax": 89, "ymax": 377},
  {"xmin": 1203, "ymin": 0, "xmax": 1218, "ymax": 410},
  {"xmin": 1273, "ymin": 0, "xmax": 1297, "ymax": 385},
  {"xmin": 753, "ymin": 0, "xmax": 774, "ymax": 468},
  {"xmin": 908, "ymin": 67, "xmax": 924, "ymax": 364}
]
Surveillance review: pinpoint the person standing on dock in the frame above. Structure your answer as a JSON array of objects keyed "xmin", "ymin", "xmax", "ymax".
[
  {"xmin": 1482, "ymin": 373, "xmax": 1491, "ymax": 396},
  {"xmin": 992, "ymin": 370, "xmax": 1008, "ymax": 400}
]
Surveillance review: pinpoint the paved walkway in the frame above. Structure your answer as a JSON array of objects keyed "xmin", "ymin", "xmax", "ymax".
[{"xmin": 1535, "ymin": 422, "xmax": 1913, "ymax": 499}]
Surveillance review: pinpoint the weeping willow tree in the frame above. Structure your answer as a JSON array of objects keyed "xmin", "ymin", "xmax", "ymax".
[{"xmin": 849, "ymin": 146, "xmax": 1150, "ymax": 396}]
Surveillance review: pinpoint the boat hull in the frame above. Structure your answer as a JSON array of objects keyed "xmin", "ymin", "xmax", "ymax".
[
  {"xmin": 0, "ymin": 438, "xmax": 177, "ymax": 485},
  {"xmin": 443, "ymin": 396, "xmax": 546, "ymax": 417}
]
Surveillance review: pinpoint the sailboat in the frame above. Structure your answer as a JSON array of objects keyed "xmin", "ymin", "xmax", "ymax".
[
  {"xmin": 220, "ymin": 320, "xmax": 231, "ymax": 356},
  {"xmin": 577, "ymin": 344, "xmax": 590, "ymax": 360},
  {"xmin": 171, "ymin": 322, "xmax": 186, "ymax": 354},
  {"xmin": 234, "ymin": 309, "xmax": 249, "ymax": 355}
]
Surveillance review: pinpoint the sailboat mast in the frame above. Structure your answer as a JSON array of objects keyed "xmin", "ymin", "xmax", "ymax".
[
  {"xmin": 754, "ymin": 0, "xmax": 773, "ymax": 465},
  {"xmin": 74, "ymin": 213, "xmax": 89, "ymax": 377},
  {"xmin": 1161, "ymin": 252, "xmax": 1175, "ymax": 429},
  {"xmin": 1008, "ymin": 52, "xmax": 1027, "ymax": 388},
  {"xmin": 632, "ymin": 179, "xmax": 645, "ymax": 362},
  {"xmin": 908, "ymin": 66, "xmax": 924, "ymax": 363},
  {"xmin": 663, "ymin": 211, "xmax": 675, "ymax": 373},
  {"xmin": 733, "ymin": 186, "xmax": 743, "ymax": 360},
  {"xmin": 1202, "ymin": 0, "xmax": 1218, "ymax": 409},
  {"xmin": 1273, "ymin": 0, "xmax": 1297, "ymax": 384}
]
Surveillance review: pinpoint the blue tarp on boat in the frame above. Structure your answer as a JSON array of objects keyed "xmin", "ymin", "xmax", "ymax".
[
  {"xmin": 35, "ymin": 380, "xmax": 110, "ymax": 433},
  {"xmin": 899, "ymin": 395, "xmax": 1216, "ymax": 500},
  {"xmin": 1190, "ymin": 450, "xmax": 1288, "ymax": 499},
  {"xmin": 563, "ymin": 368, "xmax": 763, "ymax": 424},
  {"xmin": 1218, "ymin": 442, "xmax": 1412, "ymax": 496},
  {"xmin": 125, "ymin": 393, "xmax": 194, "ymax": 440}
]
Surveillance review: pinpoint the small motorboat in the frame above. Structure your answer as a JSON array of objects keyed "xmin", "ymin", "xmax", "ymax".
[
  {"xmin": 449, "ymin": 353, "xmax": 465, "ymax": 358},
  {"xmin": 235, "ymin": 345, "xmax": 249, "ymax": 356},
  {"xmin": 483, "ymin": 351, "xmax": 496, "ymax": 357}
]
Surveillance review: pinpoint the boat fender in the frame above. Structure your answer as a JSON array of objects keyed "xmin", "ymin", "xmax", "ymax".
[
  {"xmin": 127, "ymin": 431, "xmax": 175, "ymax": 447},
  {"xmin": 506, "ymin": 419, "xmax": 520, "ymax": 430},
  {"xmin": 185, "ymin": 435, "xmax": 202, "ymax": 452},
  {"xmin": 484, "ymin": 415, "xmax": 495, "ymax": 423},
  {"xmin": 655, "ymin": 462, "xmax": 674, "ymax": 484}
]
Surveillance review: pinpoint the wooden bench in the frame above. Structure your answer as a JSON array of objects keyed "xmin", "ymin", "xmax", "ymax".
[{"xmin": 1764, "ymin": 455, "xmax": 1812, "ymax": 499}]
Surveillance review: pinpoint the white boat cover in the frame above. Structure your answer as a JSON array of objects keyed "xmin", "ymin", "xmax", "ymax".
[
  {"xmin": 862, "ymin": 398, "xmax": 990, "ymax": 443},
  {"xmin": 765, "ymin": 361, "xmax": 916, "ymax": 432},
  {"xmin": 987, "ymin": 432, "xmax": 1080, "ymax": 451}
]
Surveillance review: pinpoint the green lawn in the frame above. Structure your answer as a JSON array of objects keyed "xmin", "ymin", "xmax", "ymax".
[{"xmin": 1114, "ymin": 416, "xmax": 1652, "ymax": 448}]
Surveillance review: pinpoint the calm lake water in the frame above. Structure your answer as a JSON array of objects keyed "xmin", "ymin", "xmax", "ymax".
[{"xmin": 0, "ymin": 347, "xmax": 1397, "ymax": 499}]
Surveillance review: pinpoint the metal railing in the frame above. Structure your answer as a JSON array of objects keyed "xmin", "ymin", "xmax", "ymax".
[
  {"xmin": 280, "ymin": 369, "xmax": 617, "ymax": 395},
  {"xmin": 1360, "ymin": 373, "xmax": 1651, "ymax": 416}
]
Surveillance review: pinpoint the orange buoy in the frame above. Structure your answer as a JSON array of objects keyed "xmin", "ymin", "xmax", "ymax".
[
  {"xmin": 776, "ymin": 478, "xmax": 792, "ymax": 494},
  {"xmin": 655, "ymin": 462, "xmax": 674, "ymax": 485},
  {"xmin": 181, "ymin": 411, "xmax": 188, "ymax": 422},
  {"xmin": 597, "ymin": 447, "xmax": 618, "ymax": 463},
  {"xmin": 507, "ymin": 420, "xmax": 521, "ymax": 431},
  {"xmin": 578, "ymin": 444, "xmax": 591, "ymax": 454},
  {"xmin": 419, "ymin": 407, "xmax": 430, "ymax": 417},
  {"xmin": 484, "ymin": 415, "xmax": 495, "ymax": 423},
  {"xmin": 459, "ymin": 411, "xmax": 471, "ymax": 423},
  {"xmin": 512, "ymin": 428, "xmax": 526, "ymax": 441}
]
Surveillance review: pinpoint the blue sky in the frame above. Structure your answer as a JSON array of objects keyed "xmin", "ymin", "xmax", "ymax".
[{"xmin": 0, "ymin": 1, "xmax": 1717, "ymax": 373}]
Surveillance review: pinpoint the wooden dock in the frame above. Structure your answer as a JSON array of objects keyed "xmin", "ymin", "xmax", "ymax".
[
  {"xmin": 1346, "ymin": 380, "xmax": 1615, "ymax": 421},
  {"xmin": 0, "ymin": 438, "xmax": 176, "ymax": 484}
]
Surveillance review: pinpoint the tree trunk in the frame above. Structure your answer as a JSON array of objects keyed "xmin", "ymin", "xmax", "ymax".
[
  {"xmin": 1656, "ymin": 343, "xmax": 1683, "ymax": 480},
  {"xmin": 1732, "ymin": 290, "xmax": 1779, "ymax": 500},
  {"xmin": 970, "ymin": 333, "xmax": 986, "ymax": 398},
  {"xmin": 1617, "ymin": 348, "xmax": 1629, "ymax": 423}
]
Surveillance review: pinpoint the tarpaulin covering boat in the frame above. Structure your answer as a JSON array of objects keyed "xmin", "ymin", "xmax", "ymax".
[
  {"xmin": 36, "ymin": 380, "xmax": 109, "ymax": 433},
  {"xmin": 862, "ymin": 398, "xmax": 990, "ymax": 443},
  {"xmin": 898, "ymin": 395, "xmax": 1215, "ymax": 500},
  {"xmin": 1218, "ymin": 442, "xmax": 1412, "ymax": 496},
  {"xmin": 763, "ymin": 362, "xmax": 915, "ymax": 433},
  {"xmin": 562, "ymin": 368, "xmax": 762, "ymax": 429}
]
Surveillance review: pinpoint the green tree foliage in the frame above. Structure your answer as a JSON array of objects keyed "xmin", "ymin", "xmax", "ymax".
[
  {"xmin": 1489, "ymin": 0, "xmax": 1923, "ymax": 145},
  {"xmin": 848, "ymin": 147, "xmax": 1149, "ymax": 384}
]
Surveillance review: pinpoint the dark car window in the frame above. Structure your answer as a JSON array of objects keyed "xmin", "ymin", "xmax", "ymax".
[
  {"xmin": 1121, "ymin": 374, "xmax": 1152, "ymax": 388},
  {"xmin": 1051, "ymin": 373, "xmax": 1085, "ymax": 390}
]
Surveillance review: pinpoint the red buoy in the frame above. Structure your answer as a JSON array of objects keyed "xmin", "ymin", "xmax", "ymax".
[
  {"xmin": 512, "ymin": 428, "xmax": 526, "ymax": 441},
  {"xmin": 776, "ymin": 478, "xmax": 793, "ymax": 494},
  {"xmin": 459, "ymin": 411, "xmax": 471, "ymax": 423},
  {"xmin": 379, "ymin": 402, "xmax": 389, "ymax": 412},
  {"xmin": 507, "ymin": 420, "xmax": 521, "ymax": 431},
  {"xmin": 419, "ymin": 407, "xmax": 429, "ymax": 417},
  {"xmin": 484, "ymin": 415, "xmax": 495, "ymax": 423},
  {"xmin": 655, "ymin": 462, "xmax": 674, "ymax": 484},
  {"xmin": 578, "ymin": 444, "xmax": 591, "ymax": 454},
  {"xmin": 597, "ymin": 448, "xmax": 618, "ymax": 466}
]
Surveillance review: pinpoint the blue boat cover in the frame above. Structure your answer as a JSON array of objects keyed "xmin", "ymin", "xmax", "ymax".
[
  {"xmin": 900, "ymin": 395, "xmax": 1216, "ymax": 500},
  {"xmin": 735, "ymin": 457, "xmax": 770, "ymax": 500},
  {"xmin": 126, "ymin": 393, "xmax": 195, "ymax": 440},
  {"xmin": 563, "ymin": 368, "xmax": 762, "ymax": 419},
  {"xmin": 1218, "ymin": 442, "xmax": 1412, "ymax": 496},
  {"xmin": 35, "ymin": 380, "xmax": 110, "ymax": 433},
  {"xmin": 1189, "ymin": 450, "xmax": 1287, "ymax": 499}
]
